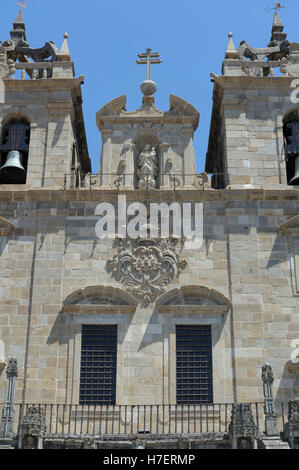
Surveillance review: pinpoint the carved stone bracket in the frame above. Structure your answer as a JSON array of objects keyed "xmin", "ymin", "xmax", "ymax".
[{"xmin": 108, "ymin": 238, "xmax": 187, "ymax": 305}]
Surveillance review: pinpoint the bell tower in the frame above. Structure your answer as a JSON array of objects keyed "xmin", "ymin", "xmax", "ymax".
[
  {"xmin": 0, "ymin": 11, "xmax": 90, "ymax": 189},
  {"xmin": 206, "ymin": 11, "xmax": 299, "ymax": 189}
]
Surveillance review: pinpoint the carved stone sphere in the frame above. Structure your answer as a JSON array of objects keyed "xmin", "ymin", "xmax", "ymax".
[{"xmin": 140, "ymin": 80, "xmax": 157, "ymax": 96}]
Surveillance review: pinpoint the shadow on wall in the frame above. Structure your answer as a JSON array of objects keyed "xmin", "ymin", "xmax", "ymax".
[
  {"xmin": 266, "ymin": 232, "xmax": 289, "ymax": 270},
  {"xmin": 275, "ymin": 362, "xmax": 298, "ymax": 408}
]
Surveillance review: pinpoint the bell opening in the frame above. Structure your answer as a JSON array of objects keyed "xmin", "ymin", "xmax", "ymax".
[
  {"xmin": 283, "ymin": 118, "xmax": 299, "ymax": 186},
  {"xmin": 0, "ymin": 118, "xmax": 30, "ymax": 185}
]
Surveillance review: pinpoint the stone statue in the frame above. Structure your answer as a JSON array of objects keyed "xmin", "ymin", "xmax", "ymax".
[
  {"xmin": 137, "ymin": 144, "xmax": 158, "ymax": 189},
  {"xmin": 262, "ymin": 363, "xmax": 278, "ymax": 436}
]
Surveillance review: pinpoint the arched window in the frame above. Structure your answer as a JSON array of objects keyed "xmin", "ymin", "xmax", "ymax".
[
  {"xmin": 0, "ymin": 117, "xmax": 30, "ymax": 184},
  {"xmin": 283, "ymin": 112, "xmax": 299, "ymax": 186}
]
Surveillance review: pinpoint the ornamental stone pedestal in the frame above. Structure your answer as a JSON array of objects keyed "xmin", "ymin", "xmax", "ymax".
[
  {"xmin": 19, "ymin": 405, "xmax": 46, "ymax": 449},
  {"xmin": 228, "ymin": 404, "xmax": 258, "ymax": 449}
]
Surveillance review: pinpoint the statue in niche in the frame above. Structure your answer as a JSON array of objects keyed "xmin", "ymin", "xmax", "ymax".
[{"xmin": 137, "ymin": 144, "xmax": 158, "ymax": 189}]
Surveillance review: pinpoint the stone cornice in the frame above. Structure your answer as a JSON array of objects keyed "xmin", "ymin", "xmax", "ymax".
[
  {"xmin": 0, "ymin": 188, "xmax": 298, "ymax": 203},
  {"xmin": 3, "ymin": 75, "xmax": 84, "ymax": 92},
  {"xmin": 211, "ymin": 73, "xmax": 298, "ymax": 90}
]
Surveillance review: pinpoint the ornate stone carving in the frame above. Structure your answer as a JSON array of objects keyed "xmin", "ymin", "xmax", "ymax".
[
  {"xmin": 288, "ymin": 401, "xmax": 299, "ymax": 424},
  {"xmin": 229, "ymin": 404, "xmax": 258, "ymax": 448},
  {"xmin": 137, "ymin": 144, "xmax": 158, "ymax": 189},
  {"xmin": 6, "ymin": 357, "xmax": 17, "ymax": 378},
  {"xmin": 285, "ymin": 400, "xmax": 299, "ymax": 448},
  {"xmin": 0, "ymin": 47, "xmax": 15, "ymax": 79},
  {"xmin": 280, "ymin": 43, "xmax": 299, "ymax": 77},
  {"xmin": 108, "ymin": 239, "xmax": 187, "ymax": 304},
  {"xmin": 21, "ymin": 405, "xmax": 46, "ymax": 437}
]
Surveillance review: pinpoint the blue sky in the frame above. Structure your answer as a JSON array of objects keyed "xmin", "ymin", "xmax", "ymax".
[{"xmin": 1, "ymin": 0, "xmax": 298, "ymax": 173}]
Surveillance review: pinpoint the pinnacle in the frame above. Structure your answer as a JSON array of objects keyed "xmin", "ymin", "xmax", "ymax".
[
  {"xmin": 14, "ymin": 10, "xmax": 24, "ymax": 25},
  {"xmin": 59, "ymin": 33, "xmax": 71, "ymax": 61},
  {"xmin": 225, "ymin": 32, "xmax": 239, "ymax": 60},
  {"xmin": 273, "ymin": 11, "xmax": 283, "ymax": 28}
]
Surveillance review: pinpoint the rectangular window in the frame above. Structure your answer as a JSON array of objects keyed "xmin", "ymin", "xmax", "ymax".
[
  {"xmin": 80, "ymin": 325, "xmax": 117, "ymax": 405},
  {"xmin": 176, "ymin": 325, "xmax": 213, "ymax": 404}
]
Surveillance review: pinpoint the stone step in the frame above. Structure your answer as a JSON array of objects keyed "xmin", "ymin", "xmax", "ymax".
[{"xmin": 260, "ymin": 438, "xmax": 290, "ymax": 449}]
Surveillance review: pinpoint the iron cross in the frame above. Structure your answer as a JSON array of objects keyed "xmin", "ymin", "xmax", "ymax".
[{"xmin": 136, "ymin": 48, "xmax": 162, "ymax": 81}]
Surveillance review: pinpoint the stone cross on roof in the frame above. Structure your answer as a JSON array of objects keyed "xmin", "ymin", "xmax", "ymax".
[{"xmin": 136, "ymin": 48, "xmax": 162, "ymax": 81}]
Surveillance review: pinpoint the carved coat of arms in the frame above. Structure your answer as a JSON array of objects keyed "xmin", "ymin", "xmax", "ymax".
[{"xmin": 108, "ymin": 239, "xmax": 187, "ymax": 304}]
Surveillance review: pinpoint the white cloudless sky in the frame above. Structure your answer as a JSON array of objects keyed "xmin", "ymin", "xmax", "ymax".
[{"xmin": 1, "ymin": 0, "xmax": 298, "ymax": 173}]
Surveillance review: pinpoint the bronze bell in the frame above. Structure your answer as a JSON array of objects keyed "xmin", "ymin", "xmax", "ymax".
[
  {"xmin": 290, "ymin": 156, "xmax": 299, "ymax": 185},
  {"xmin": 0, "ymin": 150, "xmax": 26, "ymax": 183}
]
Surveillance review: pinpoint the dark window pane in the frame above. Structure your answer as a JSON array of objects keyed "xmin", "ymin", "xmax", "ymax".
[
  {"xmin": 79, "ymin": 325, "xmax": 117, "ymax": 405},
  {"xmin": 176, "ymin": 325, "xmax": 213, "ymax": 405}
]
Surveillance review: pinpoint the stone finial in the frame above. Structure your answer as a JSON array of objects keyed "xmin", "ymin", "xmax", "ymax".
[
  {"xmin": 225, "ymin": 33, "xmax": 239, "ymax": 59},
  {"xmin": 137, "ymin": 48, "xmax": 162, "ymax": 105},
  {"xmin": 59, "ymin": 32, "xmax": 71, "ymax": 61},
  {"xmin": 6, "ymin": 358, "xmax": 18, "ymax": 378},
  {"xmin": 269, "ymin": 10, "xmax": 287, "ymax": 45},
  {"xmin": 273, "ymin": 11, "xmax": 283, "ymax": 28},
  {"xmin": 13, "ymin": 10, "xmax": 25, "ymax": 29}
]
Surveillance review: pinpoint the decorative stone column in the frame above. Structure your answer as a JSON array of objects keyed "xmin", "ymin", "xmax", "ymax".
[
  {"xmin": 228, "ymin": 404, "xmax": 258, "ymax": 449},
  {"xmin": 0, "ymin": 358, "xmax": 18, "ymax": 438},
  {"xmin": 262, "ymin": 363, "xmax": 279, "ymax": 436},
  {"xmin": 19, "ymin": 405, "xmax": 46, "ymax": 449}
]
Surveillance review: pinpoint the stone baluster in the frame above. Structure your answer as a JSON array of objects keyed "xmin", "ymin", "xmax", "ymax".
[
  {"xmin": 42, "ymin": 69, "xmax": 47, "ymax": 79},
  {"xmin": 32, "ymin": 69, "xmax": 38, "ymax": 80},
  {"xmin": 21, "ymin": 69, "xmax": 26, "ymax": 80}
]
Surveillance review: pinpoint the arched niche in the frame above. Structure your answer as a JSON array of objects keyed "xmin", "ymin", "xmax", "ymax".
[
  {"xmin": 63, "ymin": 286, "xmax": 138, "ymax": 315},
  {"xmin": 156, "ymin": 285, "xmax": 232, "ymax": 314}
]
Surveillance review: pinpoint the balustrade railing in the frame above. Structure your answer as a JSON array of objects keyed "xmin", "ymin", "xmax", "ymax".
[
  {"xmin": 0, "ymin": 402, "xmax": 289, "ymax": 439},
  {"xmin": 63, "ymin": 173, "xmax": 230, "ymax": 190},
  {"xmin": 14, "ymin": 62, "xmax": 53, "ymax": 80}
]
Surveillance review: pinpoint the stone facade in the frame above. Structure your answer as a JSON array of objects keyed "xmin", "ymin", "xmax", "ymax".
[
  {"xmin": 0, "ymin": 189, "xmax": 298, "ymax": 406},
  {"xmin": 0, "ymin": 11, "xmax": 298, "ymax": 450}
]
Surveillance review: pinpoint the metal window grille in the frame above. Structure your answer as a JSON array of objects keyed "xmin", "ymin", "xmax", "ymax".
[
  {"xmin": 79, "ymin": 325, "xmax": 117, "ymax": 405},
  {"xmin": 176, "ymin": 325, "xmax": 213, "ymax": 405}
]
